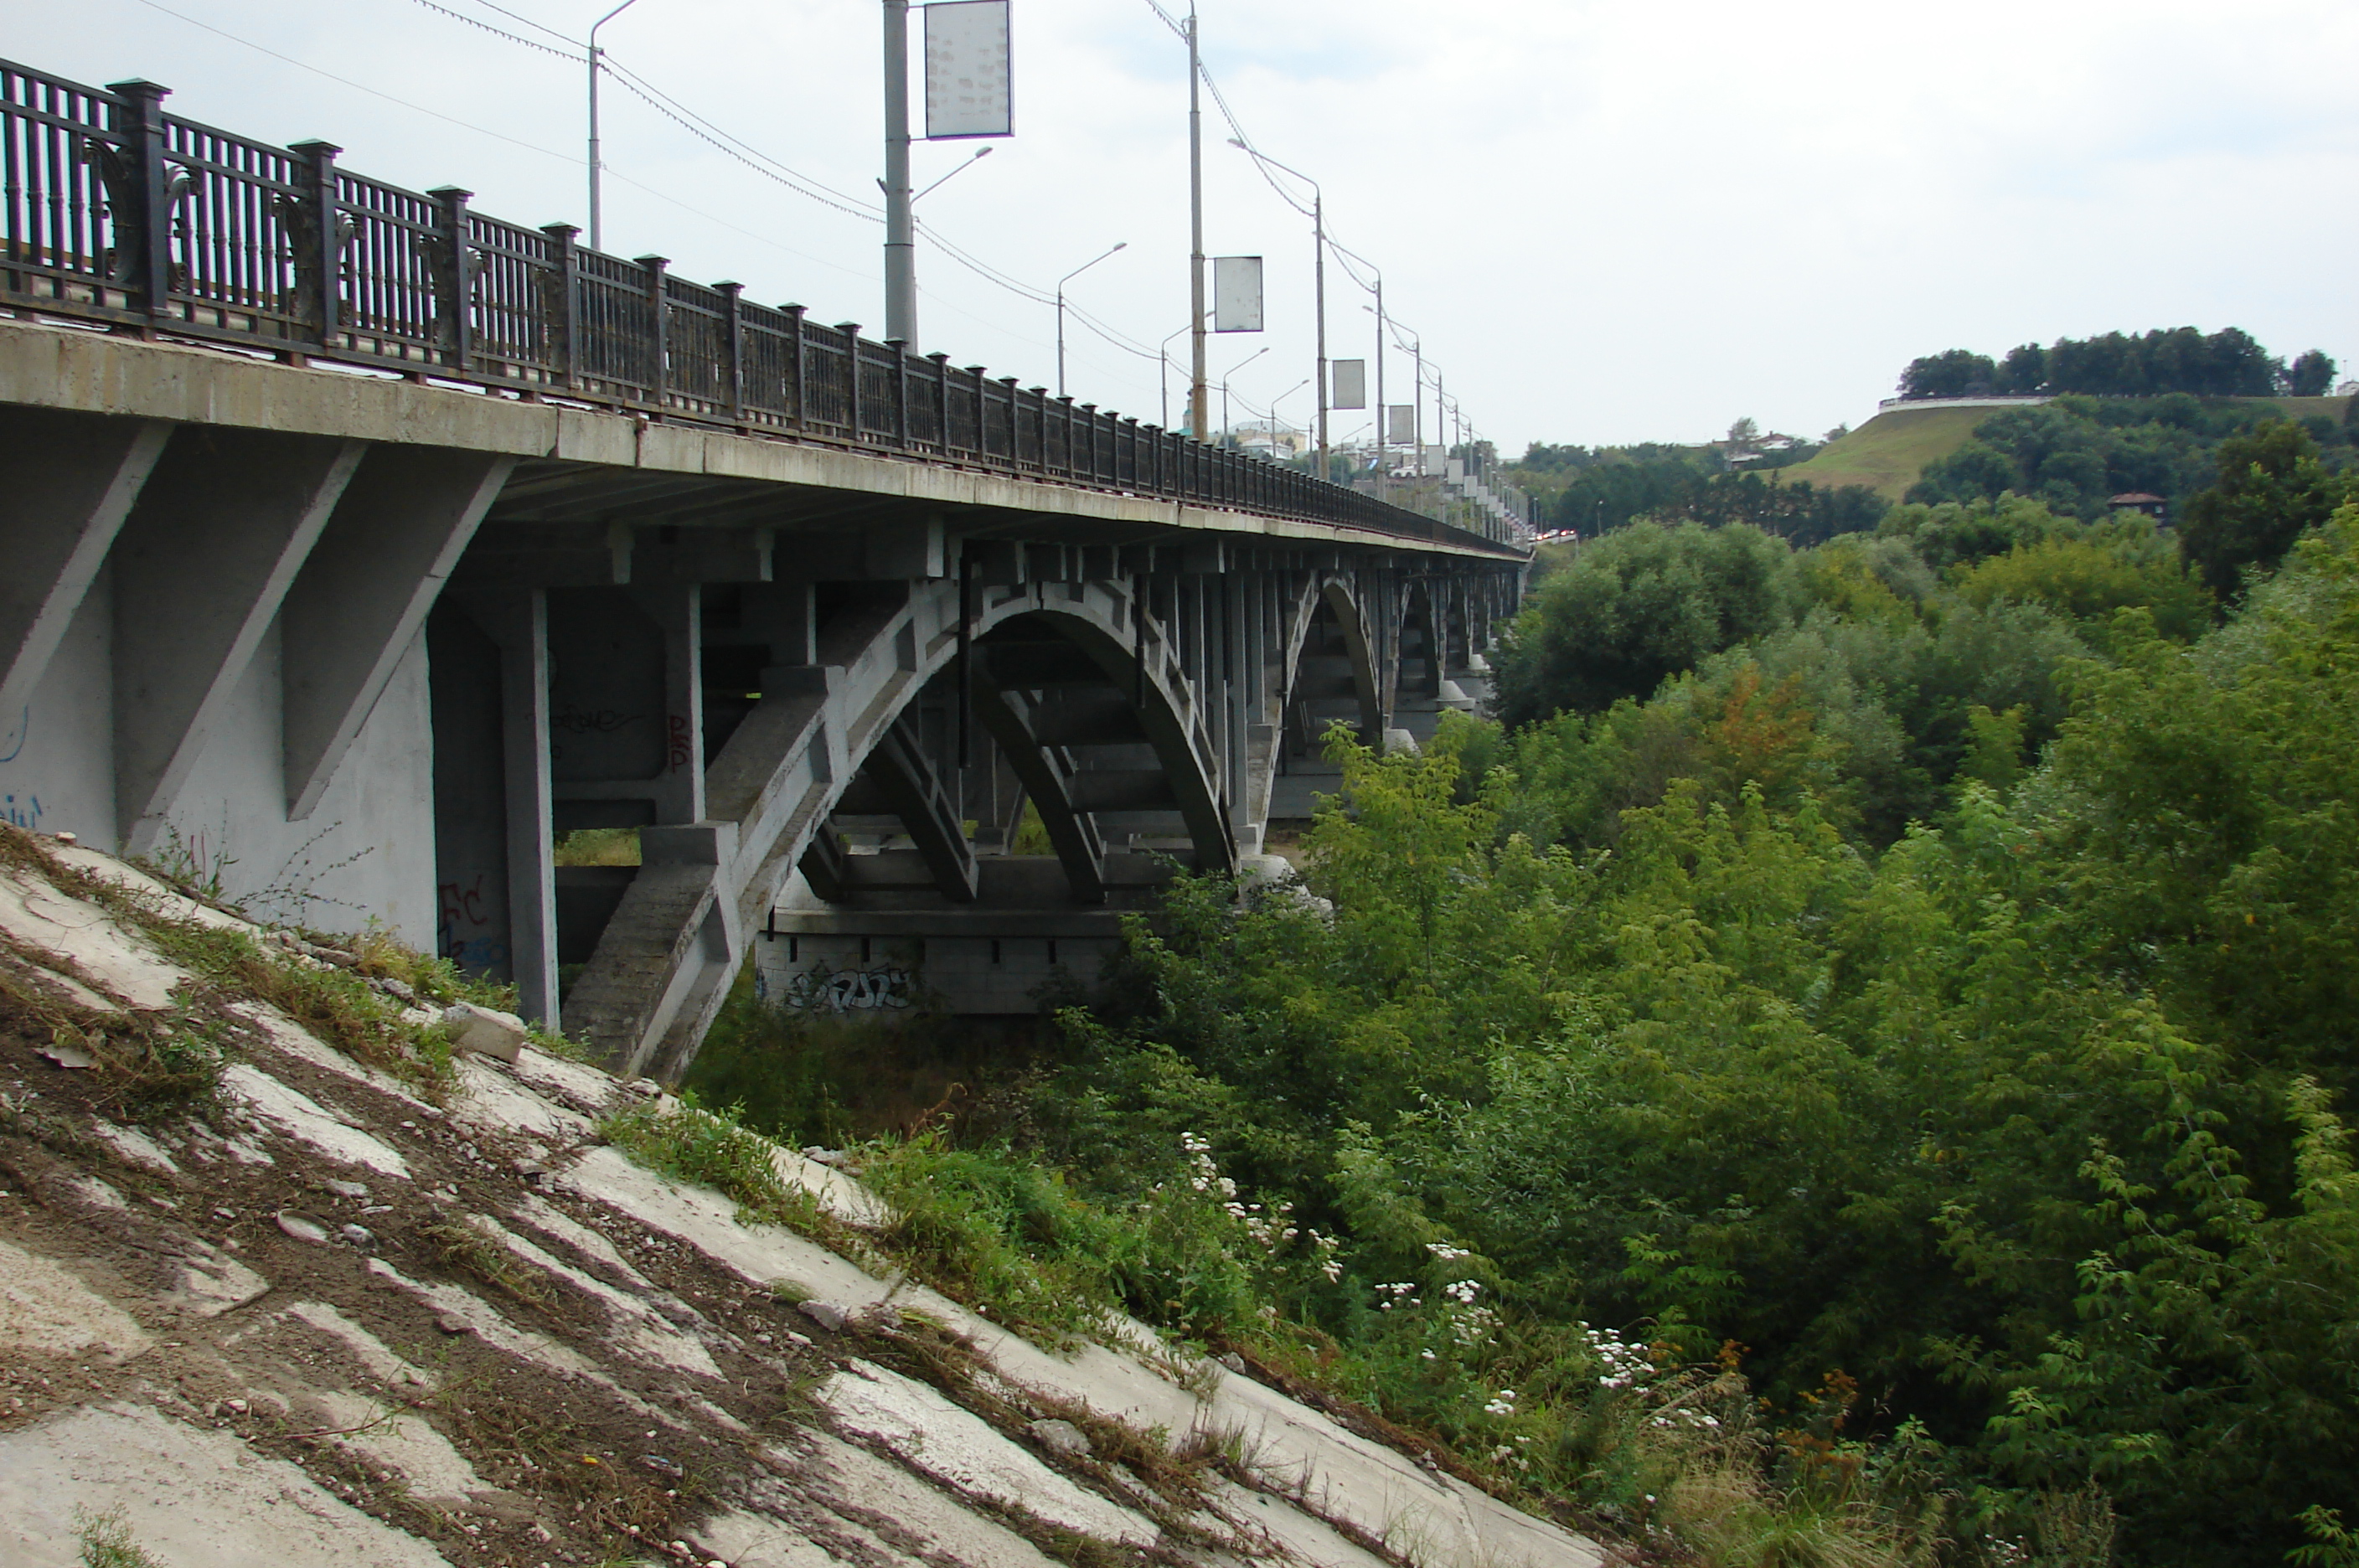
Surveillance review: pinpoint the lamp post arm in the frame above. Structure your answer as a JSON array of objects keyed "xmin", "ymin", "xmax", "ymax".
[{"xmin": 586, "ymin": 0, "xmax": 643, "ymax": 252}]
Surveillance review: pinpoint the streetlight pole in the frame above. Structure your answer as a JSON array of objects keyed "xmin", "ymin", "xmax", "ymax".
[
  {"xmin": 586, "ymin": 0, "xmax": 643, "ymax": 253},
  {"xmin": 1230, "ymin": 141, "xmax": 1326, "ymax": 476},
  {"xmin": 1056, "ymin": 241, "xmax": 1127, "ymax": 400},
  {"xmin": 1186, "ymin": 3, "xmax": 1209, "ymax": 445},
  {"xmin": 883, "ymin": 0, "xmax": 916, "ymax": 347}
]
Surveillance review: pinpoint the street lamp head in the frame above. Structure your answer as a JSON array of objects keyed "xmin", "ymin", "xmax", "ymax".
[{"xmin": 1227, "ymin": 137, "xmax": 1247, "ymax": 150}]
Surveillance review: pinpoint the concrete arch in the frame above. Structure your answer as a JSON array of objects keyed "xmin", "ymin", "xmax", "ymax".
[
  {"xmin": 1396, "ymin": 580, "xmax": 1444, "ymax": 705},
  {"xmin": 1273, "ymin": 575, "xmax": 1383, "ymax": 770},
  {"xmin": 574, "ymin": 570, "xmax": 1237, "ymax": 1077}
]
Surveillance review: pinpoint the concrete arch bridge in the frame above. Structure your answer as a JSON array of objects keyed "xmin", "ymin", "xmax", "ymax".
[{"xmin": 0, "ymin": 60, "xmax": 1529, "ymax": 1074}]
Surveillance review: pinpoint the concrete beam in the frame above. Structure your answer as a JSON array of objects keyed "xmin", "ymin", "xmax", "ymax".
[
  {"xmin": 283, "ymin": 447, "xmax": 514, "ymax": 818},
  {"xmin": 0, "ymin": 410, "xmax": 170, "ymax": 731},
  {"xmin": 111, "ymin": 428, "xmax": 366, "ymax": 850}
]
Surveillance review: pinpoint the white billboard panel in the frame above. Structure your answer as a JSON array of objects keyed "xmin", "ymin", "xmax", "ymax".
[
  {"xmin": 1385, "ymin": 405, "xmax": 1415, "ymax": 444},
  {"xmin": 1212, "ymin": 255, "xmax": 1262, "ymax": 333},
  {"xmin": 925, "ymin": 1, "xmax": 1012, "ymax": 140},
  {"xmin": 1331, "ymin": 358, "xmax": 1365, "ymax": 410}
]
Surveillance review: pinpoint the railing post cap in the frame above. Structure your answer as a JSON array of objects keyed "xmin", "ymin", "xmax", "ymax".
[
  {"xmin": 928, "ymin": 351, "xmax": 951, "ymax": 364},
  {"xmin": 288, "ymin": 139, "xmax": 343, "ymax": 159},
  {"xmin": 884, "ymin": 338, "xmax": 907, "ymax": 350},
  {"xmin": 779, "ymin": 302, "xmax": 805, "ymax": 313},
  {"xmin": 427, "ymin": 185, "xmax": 472, "ymax": 202},
  {"xmin": 714, "ymin": 280, "xmax": 744, "ymax": 294},
  {"xmin": 106, "ymin": 79, "xmax": 171, "ymax": 102},
  {"xmin": 834, "ymin": 322, "xmax": 861, "ymax": 334},
  {"xmin": 637, "ymin": 254, "xmax": 671, "ymax": 268},
  {"xmin": 541, "ymin": 222, "xmax": 581, "ymax": 240}
]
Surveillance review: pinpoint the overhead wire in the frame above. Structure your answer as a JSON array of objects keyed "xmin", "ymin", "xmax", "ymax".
[
  {"xmin": 123, "ymin": 0, "xmax": 582, "ymax": 163},
  {"xmin": 405, "ymin": 0, "xmax": 578, "ymax": 61}
]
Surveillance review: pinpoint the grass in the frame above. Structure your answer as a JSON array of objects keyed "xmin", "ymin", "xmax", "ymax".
[
  {"xmin": 74, "ymin": 1506, "xmax": 167, "ymax": 1568},
  {"xmin": 596, "ymin": 1092, "xmax": 837, "ymax": 1236},
  {"xmin": 555, "ymin": 828, "xmax": 643, "ymax": 867},
  {"xmin": 1769, "ymin": 405, "xmax": 1997, "ymax": 500},
  {"xmin": 417, "ymin": 1218, "xmax": 557, "ymax": 1311}
]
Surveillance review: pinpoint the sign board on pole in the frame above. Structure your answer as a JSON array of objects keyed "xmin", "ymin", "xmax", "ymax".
[
  {"xmin": 1331, "ymin": 359, "xmax": 1365, "ymax": 410},
  {"xmin": 1212, "ymin": 255, "xmax": 1262, "ymax": 333},
  {"xmin": 1385, "ymin": 405, "xmax": 1415, "ymax": 444},
  {"xmin": 924, "ymin": 1, "xmax": 1012, "ymax": 139}
]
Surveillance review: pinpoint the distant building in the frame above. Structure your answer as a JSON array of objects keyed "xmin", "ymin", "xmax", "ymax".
[{"xmin": 2109, "ymin": 492, "xmax": 2167, "ymax": 523}]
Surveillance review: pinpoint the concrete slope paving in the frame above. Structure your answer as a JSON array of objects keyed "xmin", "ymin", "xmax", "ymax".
[{"xmin": 0, "ymin": 828, "xmax": 1603, "ymax": 1568}]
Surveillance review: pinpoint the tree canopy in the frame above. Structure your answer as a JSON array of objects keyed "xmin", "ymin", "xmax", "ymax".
[{"xmin": 1898, "ymin": 327, "xmax": 2329, "ymax": 400}]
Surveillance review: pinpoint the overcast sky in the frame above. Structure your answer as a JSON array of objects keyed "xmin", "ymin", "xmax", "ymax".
[{"xmin": 17, "ymin": 0, "xmax": 2358, "ymax": 451}]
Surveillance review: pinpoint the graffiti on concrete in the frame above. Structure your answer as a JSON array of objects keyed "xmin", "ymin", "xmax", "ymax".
[
  {"xmin": 0, "ymin": 704, "xmax": 27, "ymax": 765},
  {"xmin": 437, "ymin": 869, "xmax": 508, "ymax": 972},
  {"xmin": 668, "ymin": 713, "xmax": 693, "ymax": 773},
  {"xmin": 2, "ymin": 792, "xmax": 41, "ymax": 830},
  {"xmin": 778, "ymin": 965, "xmax": 914, "ymax": 1012}
]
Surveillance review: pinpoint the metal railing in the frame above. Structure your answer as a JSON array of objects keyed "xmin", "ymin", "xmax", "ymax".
[{"xmin": 0, "ymin": 60, "xmax": 1526, "ymax": 556}]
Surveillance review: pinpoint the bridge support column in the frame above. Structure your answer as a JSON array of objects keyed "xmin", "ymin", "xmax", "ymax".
[
  {"xmin": 630, "ymin": 582, "xmax": 705, "ymax": 823},
  {"xmin": 477, "ymin": 591, "xmax": 559, "ymax": 1027},
  {"xmin": 111, "ymin": 429, "xmax": 366, "ymax": 851}
]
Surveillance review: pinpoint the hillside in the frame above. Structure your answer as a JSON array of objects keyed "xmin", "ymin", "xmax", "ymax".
[
  {"xmin": 1776, "ymin": 395, "xmax": 2355, "ymax": 503},
  {"xmin": 1765, "ymin": 404, "xmax": 1996, "ymax": 499},
  {"xmin": 0, "ymin": 828, "xmax": 1595, "ymax": 1568}
]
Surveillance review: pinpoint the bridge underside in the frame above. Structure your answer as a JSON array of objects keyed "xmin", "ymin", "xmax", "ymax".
[{"xmin": 0, "ymin": 321, "xmax": 1522, "ymax": 1074}]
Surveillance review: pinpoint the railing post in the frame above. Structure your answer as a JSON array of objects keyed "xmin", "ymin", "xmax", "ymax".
[
  {"xmin": 930, "ymin": 353, "xmax": 952, "ymax": 451},
  {"xmin": 998, "ymin": 376, "xmax": 1020, "ymax": 466},
  {"xmin": 715, "ymin": 281, "xmax": 745, "ymax": 422},
  {"xmin": 1080, "ymin": 404, "xmax": 1097, "ymax": 483},
  {"xmin": 637, "ymin": 255, "xmax": 670, "ymax": 409},
  {"xmin": 539, "ymin": 224, "xmax": 581, "ymax": 389},
  {"xmin": 287, "ymin": 140, "xmax": 342, "ymax": 349},
  {"xmin": 782, "ymin": 303, "xmax": 807, "ymax": 429},
  {"xmin": 429, "ymin": 187, "xmax": 473, "ymax": 374},
  {"xmin": 104, "ymin": 78, "xmax": 174, "ymax": 328},
  {"xmin": 887, "ymin": 339, "xmax": 911, "ymax": 450},
  {"xmin": 837, "ymin": 324, "xmax": 863, "ymax": 439}
]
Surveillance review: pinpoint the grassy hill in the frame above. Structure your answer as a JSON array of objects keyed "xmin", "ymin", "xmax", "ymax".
[
  {"xmin": 1778, "ymin": 395, "xmax": 2354, "ymax": 503},
  {"xmin": 1770, "ymin": 404, "xmax": 1997, "ymax": 499}
]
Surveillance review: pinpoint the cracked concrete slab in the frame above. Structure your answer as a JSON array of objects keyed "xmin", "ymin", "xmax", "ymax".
[
  {"xmin": 0, "ymin": 1403, "xmax": 451, "ymax": 1567},
  {"xmin": 817, "ymin": 1360, "xmax": 1158, "ymax": 1548},
  {"xmin": 0, "ymin": 1236, "xmax": 153, "ymax": 1364}
]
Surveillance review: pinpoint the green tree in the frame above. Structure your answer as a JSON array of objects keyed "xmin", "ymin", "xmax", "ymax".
[
  {"xmin": 1489, "ymin": 520, "xmax": 1798, "ymax": 727},
  {"xmin": 2289, "ymin": 349, "xmax": 2338, "ymax": 399},
  {"xmin": 1900, "ymin": 348, "xmax": 1998, "ymax": 400},
  {"xmin": 2176, "ymin": 419, "xmax": 2353, "ymax": 597}
]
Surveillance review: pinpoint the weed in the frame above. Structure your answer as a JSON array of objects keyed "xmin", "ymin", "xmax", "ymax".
[
  {"xmin": 417, "ymin": 1219, "xmax": 555, "ymax": 1311},
  {"xmin": 73, "ymin": 1505, "xmax": 167, "ymax": 1568},
  {"xmin": 597, "ymin": 1093, "xmax": 818, "ymax": 1228}
]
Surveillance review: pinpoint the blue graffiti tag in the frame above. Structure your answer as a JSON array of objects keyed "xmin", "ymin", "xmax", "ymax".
[{"xmin": 1, "ymin": 792, "xmax": 42, "ymax": 830}]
